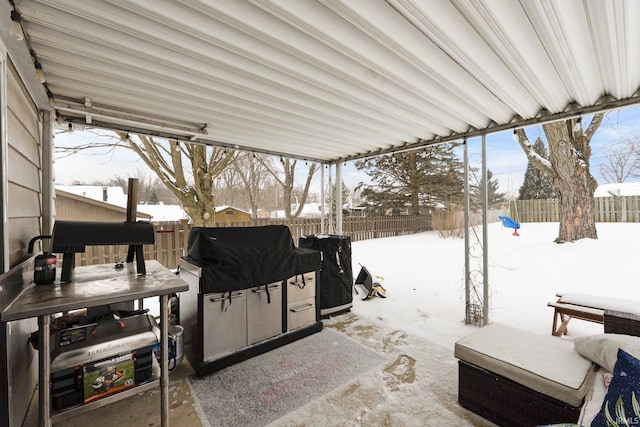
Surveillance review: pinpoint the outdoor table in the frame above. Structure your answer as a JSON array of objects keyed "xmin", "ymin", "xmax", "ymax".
[{"xmin": 0, "ymin": 260, "xmax": 188, "ymax": 427}]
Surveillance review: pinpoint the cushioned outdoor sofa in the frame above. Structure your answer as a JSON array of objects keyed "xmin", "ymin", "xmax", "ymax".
[{"xmin": 454, "ymin": 310, "xmax": 640, "ymax": 427}]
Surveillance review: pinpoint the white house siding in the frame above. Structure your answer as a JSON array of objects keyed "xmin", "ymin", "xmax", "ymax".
[
  {"xmin": 6, "ymin": 60, "xmax": 42, "ymax": 266},
  {"xmin": 0, "ymin": 58, "xmax": 40, "ymax": 427}
]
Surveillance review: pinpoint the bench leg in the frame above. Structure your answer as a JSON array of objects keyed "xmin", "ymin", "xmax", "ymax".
[{"xmin": 552, "ymin": 310, "xmax": 571, "ymax": 336}]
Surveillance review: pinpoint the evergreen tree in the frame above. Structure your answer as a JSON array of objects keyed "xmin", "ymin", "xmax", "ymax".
[
  {"xmin": 355, "ymin": 144, "xmax": 464, "ymax": 216},
  {"xmin": 324, "ymin": 182, "xmax": 350, "ymax": 214},
  {"xmin": 470, "ymin": 169, "xmax": 506, "ymax": 209},
  {"xmin": 147, "ymin": 190, "xmax": 159, "ymax": 205},
  {"xmin": 486, "ymin": 170, "xmax": 506, "ymax": 205},
  {"xmin": 518, "ymin": 137, "xmax": 556, "ymax": 200}
]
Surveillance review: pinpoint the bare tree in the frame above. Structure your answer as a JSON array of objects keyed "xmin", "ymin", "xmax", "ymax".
[
  {"xmin": 111, "ymin": 133, "xmax": 236, "ymax": 226},
  {"xmin": 599, "ymin": 136, "xmax": 640, "ymax": 183},
  {"xmin": 234, "ymin": 153, "xmax": 273, "ymax": 217},
  {"xmin": 515, "ymin": 114, "xmax": 604, "ymax": 242},
  {"xmin": 599, "ymin": 142, "xmax": 637, "ymax": 183},
  {"xmin": 109, "ymin": 168, "xmax": 179, "ymax": 205},
  {"xmin": 210, "ymin": 153, "xmax": 278, "ymax": 216},
  {"xmin": 261, "ymin": 158, "xmax": 320, "ymax": 220},
  {"xmin": 214, "ymin": 165, "xmax": 243, "ymax": 209}
]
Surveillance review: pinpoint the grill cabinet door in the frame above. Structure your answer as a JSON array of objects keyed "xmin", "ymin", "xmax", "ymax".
[
  {"xmin": 287, "ymin": 297, "xmax": 317, "ymax": 331},
  {"xmin": 287, "ymin": 272, "xmax": 316, "ymax": 303},
  {"xmin": 247, "ymin": 282, "xmax": 282, "ymax": 345},
  {"xmin": 201, "ymin": 291, "xmax": 247, "ymax": 362},
  {"xmin": 286, "ymin": 272, "xmax": 317, "ymax": 331}
]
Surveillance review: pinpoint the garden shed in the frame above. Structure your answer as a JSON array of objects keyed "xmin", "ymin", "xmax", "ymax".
[{"xmin": 214, "ymin": 206, "xmax": 252, "ymax": 224}]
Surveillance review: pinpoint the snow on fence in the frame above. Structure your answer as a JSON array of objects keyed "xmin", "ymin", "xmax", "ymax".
[{"xmin": 68, "ymin": 215, "xmax": 431, "ymax": 270}]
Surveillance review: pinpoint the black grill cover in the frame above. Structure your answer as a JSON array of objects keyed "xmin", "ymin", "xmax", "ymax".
[
  {"xmin": 299, "ymin": 235, "xmax": 353, "ymax": 310},
  {"xmin": 292, "ymin": 247, "xmax": 323, "ymax": 276},
  {"xmin": 184, "ymin": 225, "xmax": 320, "ymax": 293}
]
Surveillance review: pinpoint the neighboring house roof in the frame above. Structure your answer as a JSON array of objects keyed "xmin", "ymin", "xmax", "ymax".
[
  {"xmin": 594, "ymin": 182, "xmax": 640, "ymax": 197},
  {"xmin": 55, "ymin": 189, "xmax": 257, "ymax": 222},
  {"xmin": 56, "ymin": 185, "xmax": 127, "ymax": 206},
  {"xmin": 56, "ymin": 185, "xmax": 189, "ymax": 222},
  {"xmin": 295, "ymin": 202, "xmax": 324, "ymax": 218},
  {"xmin": 214, "ymin": 206, "xmax": 251, "ymax": 215},
  {"xmin": 270, "ymin": 203, "xmax": 325, "ymax": 219},
  {"xmin": 55, "ymin": 189, "xmax": 153, "ymax": 220},
  {"xmin": 138, "ymin": 204, "xmax": 189, "ymax": 223}
]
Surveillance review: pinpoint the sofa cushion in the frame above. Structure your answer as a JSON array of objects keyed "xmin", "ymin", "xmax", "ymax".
[
  {"xmin": 454, "ymin": 323, "xmax": 595, "ymax": 407},
  {"xmin": 574, "ymin": 333, "xmax": 640, "ymax": 372}
]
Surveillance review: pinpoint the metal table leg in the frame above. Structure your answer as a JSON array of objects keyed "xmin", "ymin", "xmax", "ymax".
[
  {"xmin": 160, "ymin": 294, "xmax": 169, "ymax": 426},
  {"xmin": 38, "ymin": 314, "xmax": 51, "ymax": 427}
]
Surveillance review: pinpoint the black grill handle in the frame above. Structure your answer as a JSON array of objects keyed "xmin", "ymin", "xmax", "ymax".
[{"xmin": 28, "ymin": 235, "xmax": 52, "ymax": 254}]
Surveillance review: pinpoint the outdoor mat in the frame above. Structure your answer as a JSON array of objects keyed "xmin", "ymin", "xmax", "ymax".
[{"xmin": 188, "ymin": 328, "xmax": 386, "ymax": 427}]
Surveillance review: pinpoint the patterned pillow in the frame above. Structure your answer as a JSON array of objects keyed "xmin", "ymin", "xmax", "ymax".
[
  {"xmin": 536, "ymin": 425, "xmax": 581, "ymax": 426},
  {"xmin": 591, "ymin": 349, "xmax": 640, "ymax": 427}
]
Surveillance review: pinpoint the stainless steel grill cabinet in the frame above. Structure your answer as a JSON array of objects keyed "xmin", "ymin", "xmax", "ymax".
[{"xmin": 179, "ymin": 226, "xmax": 322, "ymax": 375}]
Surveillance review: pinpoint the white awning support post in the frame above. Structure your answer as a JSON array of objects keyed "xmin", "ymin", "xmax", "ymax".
[
  {"xmin": 482, "ymin": 133, "xmax": 490, "ymax": 326},
  {"xmin": 336, "ymin": 162, "xmax": 343, "ymax": 235},
  {"xmin": 320, "ymin": 164, "xmax": 326, "ymax": 234},
  {"xmin": 328, "ymin": 165, "xmax": 334, "ymax": 234},
  {"xmin": 463, "ymin": 140, "xmax": 471, "ymax": 324},
  {"xmin": 463, "ymin": 135, "xmax": 490, "ymax": 326}
]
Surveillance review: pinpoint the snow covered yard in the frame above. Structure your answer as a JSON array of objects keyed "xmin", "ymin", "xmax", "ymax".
[
  {"xmin": 349, "ymin": 221, "xmax": 640, "ymax": 348},
  {"xmin": 271, "ymin": 222, "xmax": 640, "ymax": 426}
]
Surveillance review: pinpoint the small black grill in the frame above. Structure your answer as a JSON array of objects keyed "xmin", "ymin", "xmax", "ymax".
[{"xmin": 51, "ymin": 220, "xmax": 155, "ymax": 282}]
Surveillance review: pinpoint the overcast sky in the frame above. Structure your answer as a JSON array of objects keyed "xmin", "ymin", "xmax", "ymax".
[{"xmin": 54, "ymin": 105, "xmax": 640, "ymax": 199}]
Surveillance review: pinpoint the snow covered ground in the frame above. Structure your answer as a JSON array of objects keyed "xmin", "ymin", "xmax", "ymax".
[
  {"xmin": 270, "ymin": 222, "xmax": 640, "ymax": 426},
  {"xmin": 348, "ymin": 221, "xmax": 639, "ymax": 350}
]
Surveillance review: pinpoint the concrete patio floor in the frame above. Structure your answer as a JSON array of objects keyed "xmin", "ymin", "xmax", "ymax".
[{"xmin": 22, "ymin": 312, "xmax": 494, "ymax": 427}]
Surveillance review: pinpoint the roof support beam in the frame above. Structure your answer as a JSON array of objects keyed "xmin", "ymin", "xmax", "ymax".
[{"xmin": 337, "ymin": 94, "xmax": 640, "ymax": 163}]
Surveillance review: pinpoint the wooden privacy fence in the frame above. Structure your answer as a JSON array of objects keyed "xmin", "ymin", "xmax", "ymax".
[
  {"xmin": 514, "ymin": 196, "xmax": 640, "ymax": 223},
  {"xmin": 69, "ymin": 215, "xmax": 431, "ymax": 270}
]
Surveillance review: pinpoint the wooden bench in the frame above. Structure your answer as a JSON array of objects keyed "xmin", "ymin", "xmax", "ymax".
[{"xmin": 548, "ymin": 293, "xmax": 640, "ymax": 336}]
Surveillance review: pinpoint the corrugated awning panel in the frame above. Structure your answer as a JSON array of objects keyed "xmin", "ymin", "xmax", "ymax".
[{"xmin": 6, "ymin": 0, "xmax": 640, "ymax": 162}]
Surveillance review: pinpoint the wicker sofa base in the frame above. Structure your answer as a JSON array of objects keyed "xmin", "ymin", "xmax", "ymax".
[{"xmin": 458, "ymin": 360, "xmax": 582, "ymax": 427}]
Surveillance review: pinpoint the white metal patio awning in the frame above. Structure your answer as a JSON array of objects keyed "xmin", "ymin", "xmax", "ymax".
[{"xmin": 4, "ymin": 0, "xmax": 640, "ymax": 163}]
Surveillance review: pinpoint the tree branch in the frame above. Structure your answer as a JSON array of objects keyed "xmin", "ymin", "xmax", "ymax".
[{"xmin": 515, "ymin": 130, "xmax": 556, "ymax": 177}]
